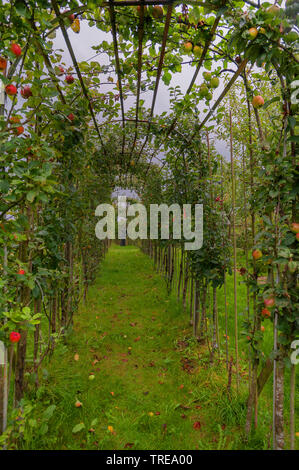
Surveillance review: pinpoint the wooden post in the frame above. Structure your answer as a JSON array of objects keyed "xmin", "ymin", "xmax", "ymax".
[{"xmin": 229, "ymin": 109, "xmax": 239, "ymax": 391}]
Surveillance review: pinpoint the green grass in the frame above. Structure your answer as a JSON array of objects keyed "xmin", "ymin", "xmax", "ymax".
[{"xmin": 16, "ymin": 244, "xmax": 298, "ymax": 450}]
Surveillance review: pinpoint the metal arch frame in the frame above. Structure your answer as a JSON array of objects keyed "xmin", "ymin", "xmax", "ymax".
[
  {"xmin": 51, "ymin": 0, "xmax": 107, "ymax": 155},
  {"xmin": 108, "ymin": 0, "xmax": 126, "ymax": 156},
  {"xmin": 16, "ymin": 0, "xmax": 262, "ymax": 178},
  {"xmin": 134, "ymin": 1, "xmax": 174, "ymax": 167}
]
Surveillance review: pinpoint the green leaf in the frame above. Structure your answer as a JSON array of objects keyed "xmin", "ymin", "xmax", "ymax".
[
  {"xmin": 39, "ymin": 423, "xmax": 48, "ymax": 435},
  {"xmin": 43, "ymin": 404, "xmax": 56, "ymax": 420},
  {"xmin": 72, "ymin": 422, "xmax": 85, "ymax": 434},
  {"xmin": 26, "ymin": 191, "xmax": 37, "ymax": 203},
  {"xmin": 263, "ymin": 97, "xmax": 280, "ymax": 109}
]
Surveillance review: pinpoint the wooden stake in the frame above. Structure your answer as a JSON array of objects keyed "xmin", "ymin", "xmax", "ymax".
[{"xmin": 229, "ymin": 109, "xmax": 239, "ymax": 391}]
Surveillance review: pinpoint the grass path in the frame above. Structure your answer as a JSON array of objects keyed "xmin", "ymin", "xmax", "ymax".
[{"xmin": 24, "ymin": 245, "xmax": 269, "ymax": 450}]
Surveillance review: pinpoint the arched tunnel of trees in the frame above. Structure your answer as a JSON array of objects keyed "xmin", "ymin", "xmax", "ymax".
[{"xmin": 0, "ymin": 0, "xmax": 298, "ymax": 451}]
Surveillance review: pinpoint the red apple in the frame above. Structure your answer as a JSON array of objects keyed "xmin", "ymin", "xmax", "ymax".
[
  {"xmin": 252, "ymin": 95, "xmax": 264, "ymax": 108},
  {"xmin": 152, "ymin": 6, "xmax": 163, "ymax": 19},
  {"xmin": 65, "ymin": 74, "xmax": 74, "ymax": 84},
  {"xmin": 67, "ymin": 113, "xmax": 75, "ymax": 122},
  {"xmin": 296, "ymin": 233, "xmax": 299, "ymax": 241},
  {"xmin": 261, "ymin": 308, "xmax": 271, "ymax": 318},
  {"xmin": 21, "ymin": 86, "xmax": 32, "ymax": 99},
  {"xmin": 5, "ymin": 84, "xmax": 17, "ymax": 96},
  {"xmin": 290, "ymin": 222, "xmax": 299, "ymax": 233},
  {"xmin": 264, "ymin": 297, "xmax": 275, "ymax": 308},
  {"xmin": 10, "ymin": 43, "xmax": 22, "ymax": 56},
  {"xmin": 252, "ymin": 249, "xmax": 262, "ymax": 260},
  {"xmin": 9, "ymin": 116, "xmax": 20, "ymax": 124},
  {"xmin": 0, "ymin": 56, "xmax": 7, "ymax": 70},
  {"xmin": 57, "ymin": 65, "xmax": 65, "ymax": 76},
  {"xmin": 14, "ymin": 126, "xmax": 24, "ymax": 135},
  {"xmin": 184, "ymin": 42, "xmax": 193, "ymax": 52},
  {"xmin": 18, "ymin": 268, "xmax": 25, "ymax": 275},
  {"xmin": 9, "ymin": 332, "xmax": 21, "ymax": 343}
]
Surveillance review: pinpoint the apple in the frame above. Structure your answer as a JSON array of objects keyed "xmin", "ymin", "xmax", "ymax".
[
  {"xmin": 65, "ymin": 11, "xmax": 75, "ymax": 23},
  {"xmin": 203, "ymin": 72, "xmax": 212, "ymax": 81},
  {"xmin": 264, "ymin": 297, "xmax": 275, "ymax": 308},
  {"xmin": 67, "ymin": 113, "xmax": 75, "ymax": 122},
  {"xmin": 193, "ymin": 45, "xmax": 202, "ymax": 57},
  {"xmin": 252, "ymin": 95, "xmax": 264, "ymax": 108},
  {"xmin": 9, "ymin": 332, "xmax": 21, "ymax": 343},
  {"xmin": 57, "ymin": 65, "xmax": 65, "ymax": 76},
  {"xmin": 184, "ymin": 42, "xmax": 193, "ymax": 52},
  {"xmin": 137, "ymin": 5, "xmax": 147, "ymax": 14},
  {"xmin": 21, "ymin": 86, "xmax": 32, "ymax": 99},
  {"xmin": 252, "ymin": 249, "xmax": 262, "ymax": 260},
  {"xmin": 9, "ymin": 116, "xmax": 20, "ymax": 124},
  {"xmin": 290, "ymin": 222, "xmax": 299, "ymax": 233},
  {"xmin": 152, "ymin": 6, "xmax": 163, "ymax": 19},
  {"xmin": 259, "ymin": 27, "xmax": 266, "ymax": 34},
  {"xmin": 288, "ymin": 260, "xmax": 297, "ymax": 274},
  {"xmin": 65, "ymin": 74, "xmax": 74, "ymax": 84},
  {"xmin": 210, "ymin": 77, "xmax": 219, "ymax": 88},
  {"xmin": 267, "ymin": 5, "xmax": 280, "ymax": 16},
  {"xmin": 296, "ymin": 233, "xmax": 299, "ymax": 241},
  {"xmin": 18, "ymin": 268, "xmax": 25, "ymax": 275},
  {"xmin": 75, "ymin": 400, "xmax": 82, "ymax": 407},
  {"xmin": 200, "ymin": 83, "xmax": 209, "ymax": 97},
  {"xmin": 89, "ymin": 374, "xmax": 95, "ymax": 381},
  {"xmin": 261, "ymin": 325, "xmax": 265, "ymax": 332},
  {"xmin": 14, "ymin": 126, "xmax": 24, "ymax": 135},
  {"xmin": 248, "ymin": 27, "xmax": 258, "ymax": 40},
  {"xmin": 10, "ymin": 43, "xmax": 22, "ymax": 56},
  {"xmin": 261, "ymin": 308, "xmax": 271, "ymax": 318},
  {"xmin": 0, "ymin": 56, "xmax": 7, "ymax": 70},
  {"xmin": 5, "ymin": 84, "xmax": 17, "ymax": 96}
]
